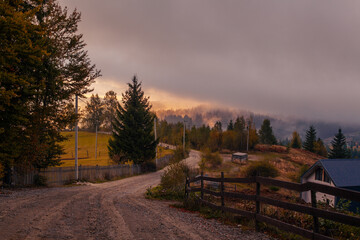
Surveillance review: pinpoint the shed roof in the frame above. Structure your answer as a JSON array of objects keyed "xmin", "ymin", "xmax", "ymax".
[
  {"xmin": 232, "ymin": 152, "xmax": 247, "ymax": 156},
  {"xmin": 302, "ymin": 159, "xmax": 360, "ymax": 187}
]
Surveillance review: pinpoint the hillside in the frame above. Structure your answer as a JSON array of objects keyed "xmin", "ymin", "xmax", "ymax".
[
  {"xmin": 253, "ymin": 144, "xmax": 323, "ymax": 182},
  {"xmin": 60, "ymin": 131, "xmax": 113, "ymax": 167},
  {"xmin": 59, "ymin": 131, "xmax": 174, "ymax": 167},
  {"xmin": 210, "ymin": 145, "xmax": 323, "ymax": 184}
]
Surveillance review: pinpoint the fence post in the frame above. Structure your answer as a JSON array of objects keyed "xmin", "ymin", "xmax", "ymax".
[
  {"xmin": 221, "ymin": 172, "xmax": 225, "ymax": 212},
  {"xmin": 185, "ymin": 177, "xmax": 189, "ymax": 200},
  {"xmin": 201, "ymin": 172, "xmax": 204, "ymax": 200},
  {"xmin": 255, "ymin": 176, "xmax": 261, "ymax": 231},
  {"xmin": 311, "ymin": 190, "xmax": 319, "ymax": 237},
  {"xmin": 59, "ymin": 167, "xmax": 62, "ymax": 185},
  {"xmin": 96, "ymin": 165, "xmax": 99, "ymax": 180}
]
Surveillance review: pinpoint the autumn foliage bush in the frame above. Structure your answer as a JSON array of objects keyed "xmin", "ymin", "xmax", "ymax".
[
  {"xmin": 244, "ymin": 160, "xmax": 279, "ymax": 178},
  {"xmin": 199, "ymin": 149, "xmax": 223, "ymax": 170}
]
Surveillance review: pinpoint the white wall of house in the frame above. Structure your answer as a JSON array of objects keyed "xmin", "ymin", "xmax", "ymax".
[{"xmin": 301, "ymin": 170, "xmax": 336, "ymax": 207}]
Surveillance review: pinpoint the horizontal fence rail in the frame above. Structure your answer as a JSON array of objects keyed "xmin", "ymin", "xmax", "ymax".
[
  {"xmin": 12, "ymin": 164, "xmax": 141, "ymax": 186},
  {"xmin": 185, "ymin": 172, "xmax": 360, "ymax": 240}
]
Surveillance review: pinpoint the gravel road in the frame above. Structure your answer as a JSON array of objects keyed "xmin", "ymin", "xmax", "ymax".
[{"xmin": 0, "ymin": 151, "xmax": 271, "ymax": 240}]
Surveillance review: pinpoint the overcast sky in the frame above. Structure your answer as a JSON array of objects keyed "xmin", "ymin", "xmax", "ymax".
[{"xmin": 60, "ymin": 0, "xmax": 360, "ymax": 125}]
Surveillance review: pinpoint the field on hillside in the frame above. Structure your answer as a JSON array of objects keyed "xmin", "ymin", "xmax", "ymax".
[
  {"xmin": 59, "ymin": 131, "xmax": 174, "ymax": 167},
  {"xmin": 60, "ymin": 131, "xmax": 113, "ymax": 167},
  {"xmin": 206, "ymin": 145, "xmax": 322, "ymax": 184}
]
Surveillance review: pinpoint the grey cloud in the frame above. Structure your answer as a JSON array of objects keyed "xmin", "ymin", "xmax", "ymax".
[{"xmin": 61, "ymin": 0, "xmax": 360, "ymax": 124}]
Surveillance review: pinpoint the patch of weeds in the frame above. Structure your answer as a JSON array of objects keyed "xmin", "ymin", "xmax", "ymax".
[
  {"xmin": 33, "ymin": 174, "xmax": 47, "ymax": 186},
  {"xmin": 199, "ymin": 206, "xmax": 222, "ymax": 219},
  {"xmin": 63, "ymin": 179, "xmax": 77, "ymax": 185},
  {"xmin": 259, "ymin": 223, "xmax": 307, "ymax": 240},
  {"xmin": 183, "ymin": 194, "xmax": 201, "ymax": 211},
  {"xmin": 145, "ymin": 185, "xmax": 184, "ymax": 201},
  {"xmin": 269, "ymin": 186, "xmax": 280, "ymax": 192}
]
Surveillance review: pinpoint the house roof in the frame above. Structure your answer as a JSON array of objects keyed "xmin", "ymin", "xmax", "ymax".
[
  {"xmin": 232, "ymin": 152, "xmax": 247, "ymax": 156},
  {"xmin": 302, "ymin": 159, "xmax": 360, "ymax": 187}
]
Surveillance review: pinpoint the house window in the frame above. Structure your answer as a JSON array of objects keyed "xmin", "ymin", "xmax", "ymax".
[
  {"xmin": 324, "ymin": 172, "xmax": 331, "ymax": 183},
  {"xmin": 315, "ymin": 168, "xmax": 323, "ymax": 181}
]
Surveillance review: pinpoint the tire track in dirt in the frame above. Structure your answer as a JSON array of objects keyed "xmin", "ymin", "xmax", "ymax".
[{"xmin": 0, "ymin": 151, "xmax": 271, "ymax": 240}]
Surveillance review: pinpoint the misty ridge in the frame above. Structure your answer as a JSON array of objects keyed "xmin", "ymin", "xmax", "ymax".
[{"xmin": 155, "ymin": 106, "xmax": 360, "ymax": 144}]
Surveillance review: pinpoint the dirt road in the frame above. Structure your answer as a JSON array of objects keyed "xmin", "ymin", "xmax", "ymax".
[{"xmin": 0, "ymin": 151, "xmax": 270, "ymax": 240}]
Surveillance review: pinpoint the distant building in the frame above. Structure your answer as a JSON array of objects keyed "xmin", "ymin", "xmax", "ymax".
[
  {"xmin": 231, "ymin": 152, "xmax": 248, "ymax": 164},
  {"xmin": 301, "ymin": 159, "xmax": 360, "ymax": 211}
]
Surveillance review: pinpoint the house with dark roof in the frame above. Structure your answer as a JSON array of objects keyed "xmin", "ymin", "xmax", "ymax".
[{"xmin": 301, "ymin": 159, "xmax": 360, "ymax": 211}]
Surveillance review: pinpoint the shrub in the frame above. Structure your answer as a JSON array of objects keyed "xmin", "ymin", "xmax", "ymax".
[
  {"xmin": 141, "ymin": 161, "xmax": 156, "ymax": 172},
  {"xmin": 161, "ymin": 162, "xmax": 190, "ymax": 190},
  {"xmin": 34, "ymin": 174, "xmax": 47, "ymax": 186},
  {"xmin": 171, "ymin": 146, "xmax": 190, "ymax": 164},
  {"xmin": 199, "ymin": 149, "xmax": 223, "ymax": 170},
  {"xmin": 244, "ymin": 160, "xmax": 279, "ymax": 178},
  {"xmin": 159, "ymin": 161, "xmax": 196, "ymax": 200}
]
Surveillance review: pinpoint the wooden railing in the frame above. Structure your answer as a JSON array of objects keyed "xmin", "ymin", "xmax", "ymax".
[{"xmin": 185, "ymin": 172, "xmax": 360, "ymax": 240}]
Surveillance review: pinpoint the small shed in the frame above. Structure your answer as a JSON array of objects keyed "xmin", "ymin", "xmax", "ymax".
[
  {"xmin": 231, "ymin": 152, "xmax": 248, "ymax": 164},
  {"xmin": 301, "ymin": 159, "xmax": 360, "ymax": 212}
]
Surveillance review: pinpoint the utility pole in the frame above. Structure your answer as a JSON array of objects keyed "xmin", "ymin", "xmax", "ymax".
[
  {"xmin": 247, "ymin": 124, "xmax": 250, "ymax": 152},
  {"xmin": 154, "ymin": 118, "xmax": 157, "ymax": 159},
  {"xmin": 75, "ymin": 95, "xmax": 79, "ymax": 180},
  {"xmin": 95, "ymin": 124, "xmax": 98, "ymax": 161},
  {"xmin": 183, "ymin": 120, "xmax": 186, "ymax": 152}
]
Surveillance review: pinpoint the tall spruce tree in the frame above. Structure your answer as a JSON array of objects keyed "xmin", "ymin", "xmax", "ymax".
[
  {"xmin": 328, "ymin": 128, "xmax": 350, "ymax": 159},
  {"xmin": 303, "ymin": 126, "xmax": 316, "ymax": 152},
  {"xmin": 259, "ymin": 119, "xmax": 277, "ymax": 145},
  {"xmin": 108, "ymin": 76, "xmax": 157, "ymax": 164},
  {"xmin": 227, "ymin": 120, "xmax": 234, "ymax": 131}
]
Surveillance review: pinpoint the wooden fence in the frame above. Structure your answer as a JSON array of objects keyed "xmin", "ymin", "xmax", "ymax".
[
  {"xmin": 12, "ymin": 164, "xmax": 141, "ymax": 186},
  {"xmin": 185, "ymin": 172, "xmax": 360, "ymax": 240},
  {"xmin": 155, "ymin": 154, "xmax": 174, "ymax": 170}
]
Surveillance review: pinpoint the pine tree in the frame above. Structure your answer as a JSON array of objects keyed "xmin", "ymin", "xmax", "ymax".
[
  {"xmin": 328, "ymin": 129, "xmax": 350, "ymax": 159},
  {"xmin": 303, "ymin": 126, "xmax": 316, "ymax": 152},
  {"xmin": 233, "ymin": 116, "xmax": 245, "ymax": 150},
  {"xmin": 259, "ymin": 119, "xmax": 277, "ymax": 145},
  {"xmin": 108, "ymin": 76, "xmax": 157, "ymax": 164},
  {"xmin": 234, "ymin": 116, "xmax": 245, "ymax": 132},
  {"xmin": 213, "ymin": 121, "xmax": 222, "ymax": 132},
  {"xmin": 290, "ymin": 131, "xmax": 301, "ymax": 149},
  {"xmin": 227, "ymin": 120, "xmax": 234, "ymax": 131}
]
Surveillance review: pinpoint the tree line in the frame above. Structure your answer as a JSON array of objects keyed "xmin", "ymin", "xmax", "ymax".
[
  {"xmin": 81, "ymin": 91, "xmax": 118, "ymax": 132},
  {"xmin": 158, "ymin": 116, "xmax": 353, "ymax": 160}
]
